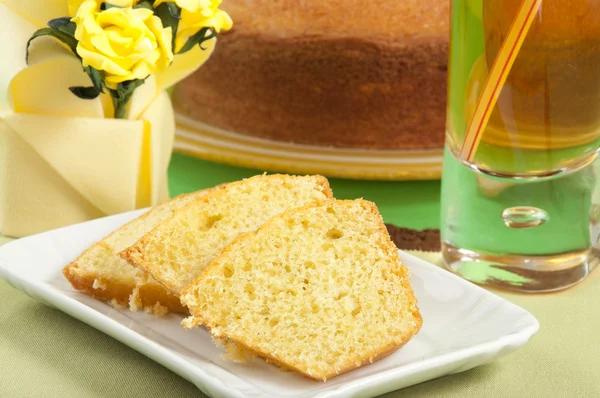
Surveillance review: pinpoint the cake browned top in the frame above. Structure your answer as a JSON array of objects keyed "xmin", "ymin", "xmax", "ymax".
[{"xmin": 222, "ymin": 0, "xmax": 449, "ymax": 41}]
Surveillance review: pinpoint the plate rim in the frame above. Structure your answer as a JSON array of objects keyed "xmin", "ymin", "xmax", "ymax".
[{"xmin": 173, "ymin": 115, "xmax": 444, "ymax": 181}]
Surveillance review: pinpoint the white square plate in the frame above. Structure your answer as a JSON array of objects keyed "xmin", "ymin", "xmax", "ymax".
[{"xmin": 0, "ymin": 210, "xmax": 539, "ymax": 398}]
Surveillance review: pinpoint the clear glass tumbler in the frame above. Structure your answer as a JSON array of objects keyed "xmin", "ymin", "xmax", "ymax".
[{"xmin": 441, "ymin": 0, "xmax": 600, "ymax": 292}]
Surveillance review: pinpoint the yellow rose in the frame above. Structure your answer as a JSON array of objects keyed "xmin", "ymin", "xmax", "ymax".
[
  {"xmin": 153, "ymin": 0, "xmax": 232, "ymax": 52},
  {"xmin": 68, "ymin": 0, "xmax": 138, "ymax": 17},
  {"xmin": 71, "ymin": 0, "xmax": 174, "ymax": 88}
]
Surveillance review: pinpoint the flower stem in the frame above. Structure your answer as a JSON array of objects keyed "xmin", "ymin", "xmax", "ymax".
[
  {"xmin": 109, "ymin": 79, "xmax": 146, "ymax": 119},
  {"xmin": 112, "ymin": 95, "xmax": 128, "ymax": 119}
]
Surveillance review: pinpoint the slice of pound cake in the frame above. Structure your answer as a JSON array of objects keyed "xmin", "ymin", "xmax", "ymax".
[
  {"xmin": 180, "ymin": 199, "xmax": 423, "ymax": 381},
  {"xmin": 63, "ymin": 187, "xmax": 221, "ymax": 314},
  {"xmin": 120, "ymin": 174, "xmax": 333, "ymax": 294}
]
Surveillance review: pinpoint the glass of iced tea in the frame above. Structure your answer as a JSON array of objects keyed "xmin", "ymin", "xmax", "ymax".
[{"xmin": 441, "ymin": 0, "xmax": 600, "ymax": 292}]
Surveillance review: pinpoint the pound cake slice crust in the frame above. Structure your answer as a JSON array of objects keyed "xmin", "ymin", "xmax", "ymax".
[
  {"xmin": 63, "ymin": 187, "xmax": 221, "ymax": 314},
  {"xmin": 181, "ymin": 199, "xmax": 423, "ymax": 381},
  {"xmin": 121, "ymin": 174, "xmax": 333, "ymax": 295}
]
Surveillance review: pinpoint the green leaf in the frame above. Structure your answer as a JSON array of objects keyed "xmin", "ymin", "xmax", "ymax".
[
  {"xmin": 85, "ymin": 66, "xmax": 105, "ymax": 94},
  {"xmin": 177, "ymin": 27, "xmax": 217, "ymax": 54},
  {"xmin": 155, "ymin": 3, "xmax": 181, "ymax": 49},
  {"xmin": 26, "ymin": 27, "xmax": 79, "ymax": 63},
  {"xmin": 58, "ymin": 22, "xmax": 77, "ymax": 37},
  {"xmin": 47, "ymin": 17, "xmax": 71, "ymax": 30},
  {"xmin": 133, "ymin": 1, "xmax": 153, "ymax": 10},
  {"xmin": 69, "ymin": 86, "xmax": 101, "ymax": 100},
  {"xmin": 47, "ymin": 17, "xmax": 77, "ymax": 41},
  {"xmin": 119, "ymin": 79, "xmax": 146, "ymax": 95},
  {"xmin": 165, "ymin": 3, "xmax": 181, "ymax": 20}
]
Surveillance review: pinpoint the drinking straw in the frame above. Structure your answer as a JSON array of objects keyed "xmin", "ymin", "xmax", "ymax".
[{"xmin": 459, "ymin": 0, "xmax": 543, "ymax": 162}]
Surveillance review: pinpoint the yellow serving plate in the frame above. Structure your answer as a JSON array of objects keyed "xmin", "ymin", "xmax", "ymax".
[{"xmin": 174, "ymin": 113, "xmax": 443, "ymax": 181}]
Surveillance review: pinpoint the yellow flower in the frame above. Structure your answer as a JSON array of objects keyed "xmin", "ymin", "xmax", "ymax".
[
  {"xmin": 68, "ymin": 0, "xmax": 138, "ymax": 17},
  {"xmin": 71, "ymin": 1, "xmax": 174, "ymax": 88},
  {"xmin": 153, "ymin": 0, "xmax": 232, "ymax": 52}
]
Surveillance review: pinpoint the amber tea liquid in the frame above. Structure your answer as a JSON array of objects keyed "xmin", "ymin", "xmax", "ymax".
[{"xmin": 446, "ymin": 0, "xmax": 600, "ymax": 178}]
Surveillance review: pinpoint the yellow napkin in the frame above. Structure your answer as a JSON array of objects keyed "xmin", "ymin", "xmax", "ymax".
[{"xmin": 0, "ymin": 0, "xmax": 215, "ymax": 237}]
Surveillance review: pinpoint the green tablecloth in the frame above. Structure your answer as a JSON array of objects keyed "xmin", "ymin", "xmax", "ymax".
[{"xmin": 1, "ymin": 154, "xmax": 599, "ymax": 397}]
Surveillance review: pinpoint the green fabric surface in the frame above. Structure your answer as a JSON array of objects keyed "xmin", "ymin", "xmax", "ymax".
[
  {"xmin": 1, "ymin": 153, "xmax": 599, "ymax": 397},
  {"xmin": 168, "ymin": 154, "xmax": 442, "ymax": 230}
]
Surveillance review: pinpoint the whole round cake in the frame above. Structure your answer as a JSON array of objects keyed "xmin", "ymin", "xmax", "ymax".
[{"xmin": 173, "ymin": 0, "xmax": 449, "ymax": 150}]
